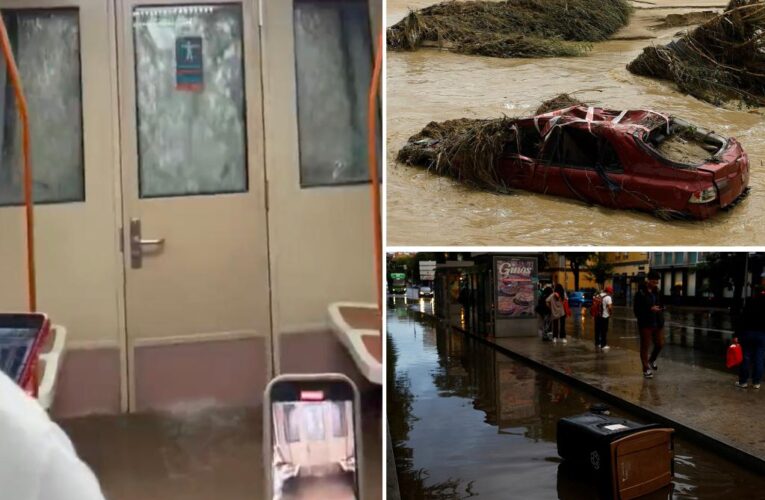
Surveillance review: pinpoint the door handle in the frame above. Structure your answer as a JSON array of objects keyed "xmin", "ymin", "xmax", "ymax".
[
  {"xmin": 135, "ymin": 237, "xmax": 165, "ymax": 246},
  {"xmin": 129, "ymin": 218, "xmax": 164, "ymax": 269}
]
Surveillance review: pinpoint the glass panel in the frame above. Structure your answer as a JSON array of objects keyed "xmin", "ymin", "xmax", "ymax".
[
  {"xmin": 331, "ymin": 401, "xmax": 347, "ymax": 438},
  {"xmin": 284, "ymin": 404, "xmax": 300, "ymax": 443},
  {"xmin": 689, "ymin": 252, "xmax": 697, "ymax": 265},
  {"xmin": 133, "ymin": 5, "xmax": 247, "ymax": 198},
  {"xmin": 303, "ymin": 404, "xmax": 325, "ymax": 441},
  {"xmin": 293, "ymin": 0, "xmax": 378, "ymax": 187},
  {"xmin": 0, "ymin": 9, "xmax": 83, "ymax": 206},
  {"xmin": 674, "ymin": 252, "xmax": 684, "ymax": 265}
]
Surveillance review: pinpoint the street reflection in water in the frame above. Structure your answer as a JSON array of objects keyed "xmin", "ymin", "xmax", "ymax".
[{"xmin": 388, "ymin": 307, "xmax": 765, "ymax": 499}]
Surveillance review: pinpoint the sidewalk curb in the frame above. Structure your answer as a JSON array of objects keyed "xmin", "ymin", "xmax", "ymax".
[
  {"xmin": 410, "ymin": 309, "xmax": 765, "ymax": 476},
  {"xmin": 386, "ymin": 423, "xmax": 402, "ymax": 500}
]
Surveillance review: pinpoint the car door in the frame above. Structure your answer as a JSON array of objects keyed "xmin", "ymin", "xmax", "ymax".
[{"xmin": 537, "ymin": 125, "xmax": 607, "ymax": 205}]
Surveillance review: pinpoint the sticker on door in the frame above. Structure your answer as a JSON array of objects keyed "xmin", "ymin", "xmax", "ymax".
[{"xmin": 175, "ymin": 36, "xmax": 204, "ymax": 91}]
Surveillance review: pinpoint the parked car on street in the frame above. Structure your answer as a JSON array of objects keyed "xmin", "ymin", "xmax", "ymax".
[
  {"xmin": 568, "ymin": 291, "xmax": 584, "ymax": 307},
  {"xmin": 581, "ymin": 290, "xmax": 595, "ymax": 308}
]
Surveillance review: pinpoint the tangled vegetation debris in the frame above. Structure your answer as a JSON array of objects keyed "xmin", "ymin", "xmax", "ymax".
[
  {"xmin": 396, "ymin": 94, "xmax": 586, "ymax": 192},
  {"xmin": 397, "ymin": 117, "xmax": 516, "ymax": 192},
  {"xmin": 628, "ymin": 0, "xmax": 765, "ymax": 107},
  {"xmin": 387, "ymin": 0, "xmax": 632, "ymax": 58},
  {"xmin": 535, "ymin": 93, "xmax": 584, "ymax": 114}
]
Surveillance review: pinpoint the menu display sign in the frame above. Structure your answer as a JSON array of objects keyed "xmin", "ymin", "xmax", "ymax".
[{"xmin": 495, "ymin": 257, "xmax": 537, "ymax": 318}]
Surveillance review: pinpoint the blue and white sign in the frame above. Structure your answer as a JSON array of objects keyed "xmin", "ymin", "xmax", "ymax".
[{"xmin": 176, "ymin": 36, "xmax": 204, "ymax": 91}]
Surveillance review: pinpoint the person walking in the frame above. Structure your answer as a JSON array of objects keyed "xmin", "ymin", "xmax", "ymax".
[
  {"xmin": 634, "ymin": 271, "xmax": 665, "ymax": 378},
  {"xmin": 593, "ymin": 286, "xmax": 613, "ymax": 352},
  {"xmin": 735, "ymin": 271, "xmax": 765, "ymax": 389},
  {"xmin": 547, "ymin": 284, "xmax": 567, "ymax": 344}
]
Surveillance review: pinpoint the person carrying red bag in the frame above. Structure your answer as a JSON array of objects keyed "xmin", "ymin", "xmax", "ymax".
[
  {"xmin": 727, "ymin": 338, "xmax": 743, "ymax": 369},
  {"xmin": 735, "ymin": 271, "xmax": 765, "ymax": 389}
]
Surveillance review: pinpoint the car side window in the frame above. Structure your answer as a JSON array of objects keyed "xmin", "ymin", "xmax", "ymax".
[
  {"xmin": 545, "ymin": 127, "xmax": 623, "ymax": 172},
  {"xmin": 540, "ymin": 127, "xmax": 560, "ymax": 163},
  {"xmin": 599, "ymin": 138, "xmax": 623, "ymax": 172},
  {"xmin": 555, "ymin": 128, "xmax": 599, "ymax": 168}
]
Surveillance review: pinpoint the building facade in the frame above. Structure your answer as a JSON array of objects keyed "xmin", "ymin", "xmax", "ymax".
[
  {"xmin": 606, "ymin": 252, "xmax": 650, "ymax": 306},
  {"xmin": 650, "ymin": 252, "xmax": 709, "ymax": 305}
]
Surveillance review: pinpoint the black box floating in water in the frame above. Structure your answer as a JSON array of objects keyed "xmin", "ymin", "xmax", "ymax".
[{"xmin": 557, "ymin": 410, "xmax": 674, "ymax": 500}]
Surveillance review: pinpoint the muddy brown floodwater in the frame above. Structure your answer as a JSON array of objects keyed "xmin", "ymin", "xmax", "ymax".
[{"xmin": 386, "ymin": 0, "xmax": 765, "ymax": 246}]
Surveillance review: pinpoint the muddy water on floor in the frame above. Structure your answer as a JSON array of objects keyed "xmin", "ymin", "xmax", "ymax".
[
  {"xmin": 386, "ymin": 0, "xmax": 765, "ymax": 245},
  {"xmin": 387, "ymin": 309, "xmax": 765, "ymax": 499},
  {"xmin": 59, "ymin": 404, "xmax": 381, "ymax": 500}
]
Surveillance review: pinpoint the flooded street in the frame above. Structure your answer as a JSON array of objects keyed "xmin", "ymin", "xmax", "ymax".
[
  {"xmin": 386, "ymin": 0, "xmax": 765, "ymax": 245},
  {"xmin": 387, "ymin": 307, "xmax": 765, "ymax": 499}
]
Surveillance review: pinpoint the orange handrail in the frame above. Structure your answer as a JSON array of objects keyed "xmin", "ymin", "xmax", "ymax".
[
  {"xmin": 0, "ymin": 18, "xmax": 36, "ymax": 311},
  {"xmin": 368, "ymin": 33, "xmax": 383, "ymax": 319}
]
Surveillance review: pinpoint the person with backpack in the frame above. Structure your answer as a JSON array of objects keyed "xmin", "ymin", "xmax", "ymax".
[
  {"xmin": 592, "ymin": 286, "xmax": 613, "ymax": 352},
  {"xmin": 634, "ymin": 271, "xmax": 665, "ymax": 379},
  {"xmin": 735, "ymin": 271, "xmax": 765, "ymax": 389},
  {"xmin": 547, "ymin": 284, "xmax": 567, "ymax": 344}
]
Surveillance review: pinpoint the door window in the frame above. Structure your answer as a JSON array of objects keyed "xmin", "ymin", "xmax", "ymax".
[
  {"xmin": 330, "ymin": 401, "xmax": 347, "ymax": 438},
  {"xmin": 303, "ymin": 404, "xmax": 325, "ymax": 441},
  {"xmin": 133, "ymin": 4, "xmax": 247, "ymax": 198},
  {"xmin": 0, "ymin": 9, "xmax": 83, "ymax": 206},
  {"xmin": 284, "ymin": 403, "xmax": 300, "ymax": 443},
  {"xmin": 293, "ymin": 0, "xmax": 377, "ymax": 187}
]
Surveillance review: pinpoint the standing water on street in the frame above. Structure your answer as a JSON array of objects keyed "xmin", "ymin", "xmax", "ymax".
[{"xmin": 387, "ymin": 305, "xmax": 765, "ymax": 499}]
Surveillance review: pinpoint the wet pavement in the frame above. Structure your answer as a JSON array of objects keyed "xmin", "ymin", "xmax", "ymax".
[
  {"xmin": 405, "ymin": 294, "xmax": 739, "ymax": 373},
  {"xmin": 419, "ymin": 300, "xmax": 765, "ymax": 466},
  {"xmin": 386, "ymin": 0, "xmax": 765, "ymax": 245},
  {"xmin": 59, "ymin": 402, "xmax": 381, "ymax": 500},
  {"xmin": 559, "ymin": 306, "xmax": 735, "ymax": 373},
  {"xmin": 388, "ymin": 307, "xmax": 765, "ymax": 498}
]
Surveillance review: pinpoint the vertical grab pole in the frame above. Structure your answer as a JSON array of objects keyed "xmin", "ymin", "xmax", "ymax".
[
  {"xmin": 368, "ymin": 33, "xmax": 383, "ymax": 321},
  {"xmin": 0, "ymin": 18, "xmax": 36, "ymax": 311}
]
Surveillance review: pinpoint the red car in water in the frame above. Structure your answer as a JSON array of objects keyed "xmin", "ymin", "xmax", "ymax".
[
  {"xmin": 412, "ymin": 106, "xmax": 751, "ymax": 220},
  {"xmin": 504, "ymin": 106, "xmax": 750, "ymax": 219}
]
